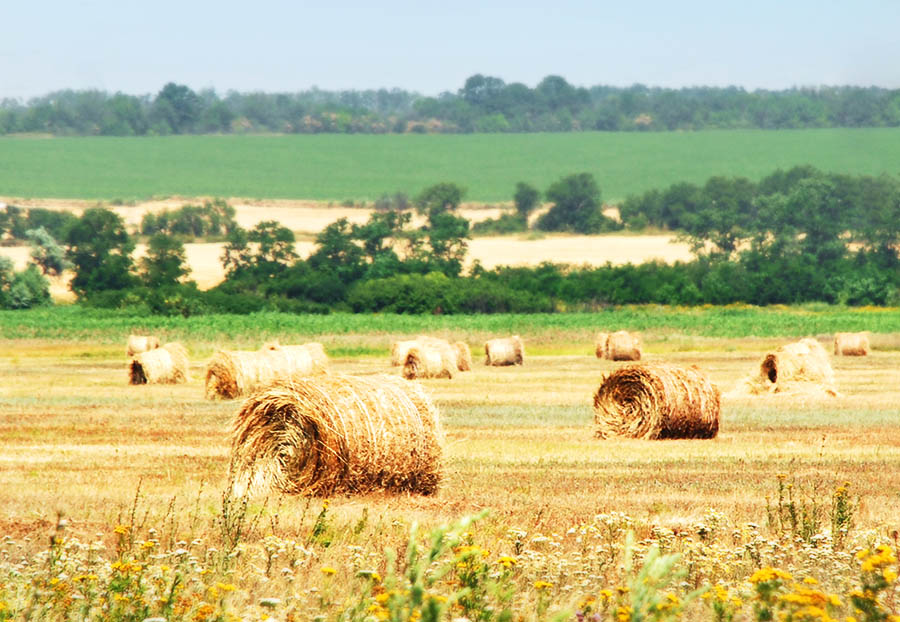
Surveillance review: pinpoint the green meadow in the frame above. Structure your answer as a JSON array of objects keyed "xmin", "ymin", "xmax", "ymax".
[{"xmin": 1, "ymin": 128, "xmax": 899, "ymax": 202}]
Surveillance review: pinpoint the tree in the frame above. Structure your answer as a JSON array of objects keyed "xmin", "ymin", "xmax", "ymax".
[
  {"xmin": 26, "ymin": 227, "xmax": 71, "ymax": 276},
  {"xmin": 140, "ymin": 234, "xmax": 191, "ymax": 288},
  {"xmin": 538, "ymin": 173, "xmax": 614, "ymax": 233},
  {"xmin": 0, "ymin": 258, "xmax": 50, "ymax": 309},
  {"xmin": 151, "ymin": 83, "xmax": 201, "ymax": 133},
  {"xmin": 248, "ymin": 220, "xmax": 298, "ymax": 270},
  {"xmin": 220, "ymin": 227, "xmax": 253, "ymax": 277},
  {"xmin": 513, "ymin": 182, "xmax": 540, "ymax": 221},
  {"xmin": 415, "ymin": 182, "xmax": 466, "ymax": 217},
  {"xmin": 308, "ymin": 218, "xmax": 365, "ymax": 283},
  {"xmin": 64, "ymin": 207, "xmax": 136, "ymax": 298}
]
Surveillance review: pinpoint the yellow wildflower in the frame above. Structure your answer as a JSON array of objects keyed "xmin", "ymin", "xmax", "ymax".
[
  {"xmin": 113, "ymin": 525, "xmax": 129, "ymax": 535},
  {"xmin": 533, "ymin": 581, "xmax": 553, "ymax": 590},
  {"xmin": 321, "ymin": 566, "xmax": 337, "ymax": 576}
]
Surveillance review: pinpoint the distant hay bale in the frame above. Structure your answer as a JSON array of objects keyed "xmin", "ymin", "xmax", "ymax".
[
  {"xmin": 595, "ymin": 332, "xmax": 609, "ymax": 358},
  {"xmin": 605, "ymin": 330, "xmax": 642, "ymax": 361},
  {"xmin": 834, "ymin": 332, "xmax": 870, "ymax": 356},
  {"xmin": 205, "ymin": 347, "xmax": 320, "ymax": 400},
  {"xmin": 403, "ymin": 344, "xmax": 456, "ymax": 379},
  {"xmin": 230, "ymin": 373, "xmax": 444, "ymax": 496},
  {"xmin": 262, "ymin": 341, "xmax": 329, "ymax": 372},
  {"xmin": 729, "ymin": 338, "xmax": 838, "ymax": 397},
  {"xmin": 454, "ymin": 342, "xmax": 473, "ymax": 371},
  {"xmin": 485, "ymin": 335, "xmax": 525, "ymax": 366},
  {"xmin": 593, "ymin": 364, "xmax": 720, "ymax": 440},
  {"xmin": 391, "ymin": 340, "xmax": 420, "ymax": 366},
  {"xmin": 126, "ymin": 335, "xmax": 160, "ymax": 357},
  {"xmin": 130, "ymin": 342, "xmax": 189, "ymax": 385}
]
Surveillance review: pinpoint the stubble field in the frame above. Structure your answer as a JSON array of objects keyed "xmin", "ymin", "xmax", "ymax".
[{"xmin": 1, "ymin": 313, "xmax": 899, "ymax": 620}]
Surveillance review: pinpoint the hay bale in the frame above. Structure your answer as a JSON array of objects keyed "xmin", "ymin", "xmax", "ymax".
[
  {"xmin": 130, "ymin": 342, "xmax": 189, "ymax": 385},
  {"xmin": 205, "ymin": 347, "xmax": 319, "ymax": 400},
  {"xmin": 262, "ymin": 341, "xmax": 329, "ymax": 372},
  {"xmin": 230, "ymin": 373, "xmax": 443, "ymax": 496},
  {"xmin": 606, "ymin": 330, "xmax": 642, "ymax": 361},
  {"xmin": 485, "ymin": 335, "xmax": 525, "ymax": 366},
  {"xmin": 834, "ymin": 332, "xmax": 870, "ymax": 356},
  {"xmin": 729, "ymin": 338, "xmax": 838, "ymax": 397},
  {"xmin": 593, "ymin": 364, "xmax": 720, "ymax": 440},
  {"xmin": 595, "ymin": 332, "xmax": 609, "ymax": 358},
  {"xmin": 126, "ymin": 335, "xmax": 160, "ymax": 357},
  {"xmin": 454, "ymin": 342, "xmax": 473, "ymax": 371},
  {"xmin": 391, "ymin": 339, "xmax": 420, "ymax": 366},
  {"xmin": 403, "ymin": 345, "xmax": 456, "ymax": 379}
]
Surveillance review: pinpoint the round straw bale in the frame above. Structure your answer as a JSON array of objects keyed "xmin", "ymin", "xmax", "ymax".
[
  {"xmin": 759, "ymin": 338, "xmax": 834, "ymax": 386},
  {"xmin": 391, "ymin": 339, "xmax": 420, "ymax": 366},
  {"xmin": 484, "ymin": 335, "xmax": 525, "ymax": 366},
  {"xmin": 130, "ymin": 342, "xmax": 189, "ymax": 385},
  {"xmin": 454, "ymin": 342, "xmax": 473, "ymax": 371},
  {"xmin": 263, "ymin": 341, "xmax": 329, "ymax": 372},
  {"xmin": 126, "ymin": 335, "xmax": 160, "ymax": 357},
  {"xmin": 230, "ymin": 373, "xmax": 443, "ymax": 496},
  {"xmin": 834, "ymin": 332, "xmax": 870, "ymax": 356},
  {"xmin": 593, "ymin": 364, "xmax": 720, "ymax": 440},
  {"xmin": 403, "ymin": 345, "xmax": 456, "ymax": 379},
  {"xmin": 606, "ymin": 330, "xmax": 642, "ymax": 361},
  {"xmin": 205, "ymin": 347, "xmax": 318, "ymax": 400},
  {"xmin": 595, "ymin": 332, "xmax": 610, "ymax": 358}
]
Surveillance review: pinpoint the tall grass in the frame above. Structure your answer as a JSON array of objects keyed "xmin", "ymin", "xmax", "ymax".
[{"xmin": 1, "ymin": 129, "xmax": 899, "ymax": 201}]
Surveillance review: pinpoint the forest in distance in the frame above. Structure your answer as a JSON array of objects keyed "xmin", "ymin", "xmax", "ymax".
[{"xmin": 2, "ymin": 75, "xmax": 900, "ymax": 136}]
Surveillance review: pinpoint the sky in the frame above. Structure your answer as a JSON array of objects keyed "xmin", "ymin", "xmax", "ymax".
[{"xmin": 3, "ymin": 0, "xmax": 899, "ymax": 100}]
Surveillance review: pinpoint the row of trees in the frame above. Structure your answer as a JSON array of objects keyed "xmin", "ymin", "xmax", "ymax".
[
  {"xmin": 3, "ymin": 78, "xmax": 900, "ymax": 136},
  {"xmin": 3, "ymin": 168, "xmax": 899, "ymax": 313}
]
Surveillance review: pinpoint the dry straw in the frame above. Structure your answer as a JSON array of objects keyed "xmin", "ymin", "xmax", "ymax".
[
  {"xmin": 834, "ymin": 332, "xmax": 870, "ymax": 356},
  {"xmin": 604, "ymin": 331, "xmax": 642, "ymax": 361},
  {"xmin": 593, "ymin": 363, "xmax": 720, "ymax": 440},
  {"xmin": 454, "ymin": 341, "xmax": 473, "ymax": 371},
  {"xmin": 403, "ymin": 344, "xmax": 456, "ymax": 379},
  {"xmin": 206, "ymin": 344, "xmax": 325, "ymax": 400},
  {"xmin": 129, "ymin": 342, "xmax": 189, "ymax": 385},
  {"xmin": 595, "ymin": 332, "xmax": 609, "ymax": 358},
  {"xmin": 730, "ymin": 337, "xmax": 838, "ymax": 397},
  {"xmin": 485, "ymin": 335, "xmax": 525, "ymax": 366},
  {"xmin": 390, "ymin": 340, "xmax": 420, "ymax": 366},
  {"xmin": 126, "ymin": 335, "xmax": 160, "ymax": 357},
  {"xmin": 230, "ymin": 373, "xmax": 443, "ymax": 496},
  {"xmin": 263, "ymin": 341, "xmax": 329, "ymax": 372}
]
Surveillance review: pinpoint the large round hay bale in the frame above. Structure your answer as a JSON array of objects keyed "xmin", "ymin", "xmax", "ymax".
[
  {"xmin": 205, "ymin": 347, "xmax": 318, "ymax": 399},
  {"xmin": 230, "ymin": 373, "xmax": 444, "ymax": 496},
  {"xmin": 403, "ymin": 345, "xmax": 456, "ymax": 379},
  {"xmin": 606, "ymin": 331, "xmax": 642, "ymax": 361},
  {"xmin": 126, "ymin": 335, "xmax": 160, "ymax": 357},
  {"xmin": 454, "ymin": 342, "xmax": 473, "ymax": 371},
  {"xmin": 728, "ymin": 338, "xmax": 838, "ymax": 397},
  {"xmin": 391, "ymin": 340, "xmax": 420, "ymax": 366},
  {"xmin": 595, "ymin": 332, "xmax": 610, "ymax": 358},
  {"xmin": 834, "ymin": 332, "xmax": 870, "ymax": 356},
  {"xmin": 484, "ymin": 335, "xmax": 525, "ymax": 366},
  {"xmin": 130, "ymin": 342, "xmax": 189, "ymax": 385},
  {"xmin": 593, "ymin": 364, "xmax": 720, "ymax": 440}
]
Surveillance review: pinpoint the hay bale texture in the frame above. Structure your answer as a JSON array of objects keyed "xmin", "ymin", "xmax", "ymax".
[
  {"xmin": 206, "ymin": 346, "xmax": 321, "ymax": 400},
  {"xmin": 130, "ymin": 342, "xmax": 189, "ymax": 385},
  {"xmin": 595, "ymin": 332, "xmax": 609, "ymax": 358},
  {"xmin": 402, "ymin": 344, "xmax": 456, "ymax": 379},
  {"xmin": 485, "ymin": 335, "xmax": 525, "ymax": 366},
  {"xmin": 391, "ymin": 340, "xmax": 420, "ymax": 366},
  {"xmin": 605, "ymin": 331, "xmax": 642, "ymax": 361},
  {"xmin": 392, "ymin": 336, "xmax": 471, "ymax": 372},
  {"xmin": 593, "ymin": 364, "xmax": 720, "ymax": 440},
  {"xmin": 834, "ymin": 332, "xmax": 870, "ymax": 356},
  {"xmin": 126, "ymin": 335, "xmax": 160, "ymax": 357},
  {"xmin": 230, "ymin": 373, "xmax": 443, "ymax": 496},
  {"xmin": 730, "ymin": 338, "xmax": 838, "ymax": 396},
  {"xmin": 263, "ymin": 341, "xmax": 329, "ymax": 372},
  {"xmin": 454, "ymin": 342, "xmax": 473, "ymax": 371}
]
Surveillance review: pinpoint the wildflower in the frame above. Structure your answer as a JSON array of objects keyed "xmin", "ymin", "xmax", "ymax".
[
  {"xmin": 321, "ymin": 566, "xmax": 337, "ymax": 576},
  {"xmin": 216, "ymin": 583, "xmax": 236, "ymax": 592},
  {"xmin": 749, "ymin": 567, "xmax": 793, "ymax": 584},
  {"xmin": 533, "ymin": 581, "xmax": 553, "ymax": 590},
  {"xmin": 803, "ymin": 577, "xmax": 819, "ymax": 585},
  {"xmin": 114, "ymin": 525, "xmax": 129, "ymax": 535},
  {"xmin": 496, "ymin": 556, "xmax": 516, "ymax": 569}
]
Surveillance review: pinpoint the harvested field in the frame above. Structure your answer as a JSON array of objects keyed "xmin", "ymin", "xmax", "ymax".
[{"xmin": 2, "ymin": 329, "xmax": 900, "ymax": 620}]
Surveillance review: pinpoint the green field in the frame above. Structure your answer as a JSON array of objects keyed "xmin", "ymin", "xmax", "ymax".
[
  {"xmin": 3, "ymin": 305, "xmax": 899, "ymax": 352},
  {"xmin": 2, "ymin": 128, "xmax": 899, "ymax": 202}
]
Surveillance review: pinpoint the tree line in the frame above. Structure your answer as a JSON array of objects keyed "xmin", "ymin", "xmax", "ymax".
[
  {"xmin": 1, "ymin": 166, "xmax": 898, "ymax": 313},
  {"xmin": 2, "ymin": 77, "xmax": 900, "ymax": 136}
]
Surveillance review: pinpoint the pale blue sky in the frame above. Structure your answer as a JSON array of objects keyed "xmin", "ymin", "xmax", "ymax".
[{"xmin": 3, "ymin": 0, "xmax": 898, "ymax": 100}]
